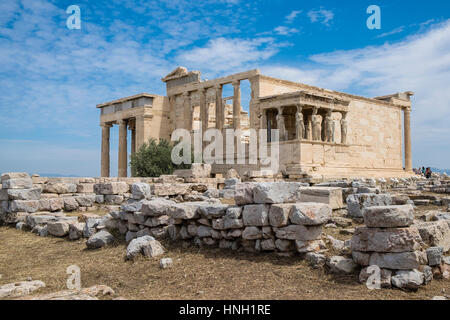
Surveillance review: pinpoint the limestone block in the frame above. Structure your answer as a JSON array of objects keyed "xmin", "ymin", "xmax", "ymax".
[
  {"xmin": 275, "ymin": 239, "xmax": 295, "ymax": 251},
  {"xmin": 234, "ymin": 183, "xmax": 254, "ymax": 205},
  {"xmin": 253, "ymin": 182, "xmax": 304, "ymax": 204},
  {"xmin": 39, "ymin": 198, "xmax": 64, "ymax": 212},
  {"xmin": 369, "ymin": 251, "xmax": 426, "ymax": 270},
  {"xmin": 391, "ymin": 269, "xmax": 424, "ymax": 291},
  {"xmin": 144, "ymin": 215, "xmax": 171, "ymax": 227},
  {"xmin": 2, "ymin": 178, "xmax": 33, "ymax": 189},
  {"xmin": 77, "ymin": 184, "xmax": 94, "ymax": 193},
  {"xmin": 168, "ymin": 202, "xmax": 211, "ymax": 220},
  {"xmin": 426, "ymin": 247, "xmax": 444, "ymax": 266},
  {"xmin": 153, "ymin": 183, "xmax": 190, "ymax": 196},
  {"xmin": 299, "ymin": 187, "xmax": 344, "ymax": 210},
  {"xmin": 104, "ymin": 195, "xmax": 124, "ymax": 205},
  {"xmin": 242, "ymin": 204, "xmax": 270, "ymax": 226},
  {"xmin": 223, "ymin": 217, "xmax": 243, "ymax": 229},
  {"xmin": 326, "ymin": 256, "xmax": 358, "ymax": 274},
  {"xmin": 131, "ymin": 183, "xmax": 151, "ymax": 200},
  {"xmin": 1, "ymin": 172, "xmax": 30, "ymax": 182},
  {"xmin": 268, "ymin": 204, "xmax": 292, "ymax": 227},
  {"xmin": 289, "ymin": 203, "xmax": 332, "ymax": 226},
  {"xmin": 47, "ymin": 221, "xmax": 71, "ymax": 237},
  {"xmin": 25, "ymin": 213, "xmax": 58, "ymax": 228},
  {"xmin": 363, "ymin": 204, "xmax": 414, "ymax": 228},
  {"xmin": 346, "ymin": 193, "xmax": 392, "ymax": 218},
  {"xmin": 75, "ymin": 195, "xmax": 96, "ymax": 207},
  {"xmin": 273, "ymin": 224, "xmax": 323, "ymax": 241},
  {"xmin": 415, "ymin": 221, "xmax": 450, "ymax": 252},
  {"xmin": 197, "ymin": 203, "xmax": 229, "ymax": 218},
  {"xmin": 225, "ymin": 206, "xmax": 242, "ymax": 219},
  {"xmin": 352, "ymin": 251, "xmax": 370, "ymax": 266},
  {"xmin": 350, "ymin": 227, "xmax": 423, "ymax": 253},
  {"xmin": 86, "ymin": 230, "xmax": 115, "ymax": 249},
  {"xmin": 43, "ymin": 183, "xmax": 77, "ymax": 194},
  {"xmin": 0, "ymin": 189, "xmax": 7, "ymax": 201},
  {"xmin": 242, "ymin": 226, "xmax": 262, "ymax": 240},
  {"xmin": 9, "ymin": 200, "xmax": 40, "ymax": 213},
  {"xmin": 69, "ymin": 222, "xmax": 85, "ymax": 240},
  {"xmin": 63, "ymin": 197, "xmax": 79, "ymax": 212},
  {"xmin": 6, "ymin": 188, "xmax": 41, "ymax": 200},
  {"xmin": 261, "ymin": 238, "xmax": 276, "ymax": 251},
  {"xmin": 94, "ymin": 182, "xmax": 129, "ymax": 195}
]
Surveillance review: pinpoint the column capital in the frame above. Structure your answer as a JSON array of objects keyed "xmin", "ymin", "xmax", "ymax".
[
  {"xmin": 232, "ymin": 80, "xmax": 240, "ymax": 87},
  {"xmin": 118, "ymin": 119, "xmax": 127, "ymax": 126},
  {"xmin": 100, "ymin": 123, "xmax": 112, "ymax": 128},
  {"xmin": 214, "ymin": 84, "xmax": 223, "ymax": 90}
]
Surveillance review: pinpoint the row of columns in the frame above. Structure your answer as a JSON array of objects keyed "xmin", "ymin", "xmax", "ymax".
[
  {"xmin": 101, "ymin": 118, "xmax": 138, "ymax": 177},
  {"xmin": 176, "ymin": 80, "xmax": 243, "ymax": 133}
]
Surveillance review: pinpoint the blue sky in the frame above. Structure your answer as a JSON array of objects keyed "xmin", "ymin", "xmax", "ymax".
[{"xmin": 1, "ymin": 0, "xmax": 450, "ymax": 176}]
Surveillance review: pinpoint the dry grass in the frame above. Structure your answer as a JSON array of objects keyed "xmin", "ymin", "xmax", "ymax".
[{"xmin": 1, "ymin": 227, "xmax": 448, "ymax": 300}]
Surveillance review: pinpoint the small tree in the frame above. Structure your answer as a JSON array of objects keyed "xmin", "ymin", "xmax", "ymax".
[{"xmin": 130, "ymin": 139, "xmax": 191, "ymax": 177}]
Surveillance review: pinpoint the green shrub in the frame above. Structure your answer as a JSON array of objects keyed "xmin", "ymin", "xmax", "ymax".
[{"xmin": 130, "ymin": 139, "xmax": 191, "ymax": 177}]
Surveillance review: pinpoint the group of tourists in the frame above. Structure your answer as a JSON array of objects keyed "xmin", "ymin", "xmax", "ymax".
[{"xmin": 413, "ymin": 166, "xmax": 433, "ymax": 179}]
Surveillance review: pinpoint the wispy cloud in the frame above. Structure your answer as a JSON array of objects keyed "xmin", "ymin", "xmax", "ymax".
[
  {"xmin": 285, "ymin": 10, "xmax": 302, "ymax": 24},
  {"xmin": 376, "ymin": 26, "xmax": 405, "ymax": 38},
  {"xmin": 274, "ymin": 26, "xmax": 300, "ymax": 36},
  {"xmin": 307, "ymin": 7, "xmax": 334, "ymax": 26}
]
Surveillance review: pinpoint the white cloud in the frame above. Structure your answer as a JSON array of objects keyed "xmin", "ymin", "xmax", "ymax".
[
  {"xmin": 262, "ymin": 20, "xmax": 450, "ymax": 168},
  {"xmin": 376, "ymin": 26, "xmax": 405, "ymax": 38},
  {"xmin": 177, "ymin": 37, "xmax": 279, "ymax": 74},
  {"xmin": 285, "ymin": 10, "xmax": 302, "ymax": 24},
  {"xmin": 274, "ymin": 26, "xmax": 299, "ymax": 36},
  {"xmin": 307, "ymin": 8, "xmax": 334, "ymax": 26}
]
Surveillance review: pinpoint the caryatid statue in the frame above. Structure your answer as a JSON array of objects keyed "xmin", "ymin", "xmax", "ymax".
[
  {"xmin": 325, "ymin": 110, "xmax": 334, "ymax": 142},
  {"xmin": 295, "ymin": 105, "xmax": 305, "ymax": 140},
  {"xmin": 341, "ymin": 112, "xmax": 348, "ymax": 144},
  {"xmin": 311, "ymin": 107, "xmax": 322, "ymax": 141},
  {"xmin": 276, "ymin": 109, "xmax": 287, "ymax": 141}
]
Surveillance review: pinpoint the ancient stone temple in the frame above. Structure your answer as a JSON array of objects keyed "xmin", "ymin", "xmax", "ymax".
[{"xmin": 97, "ymin": 67, "xmax": 413, "ymax": 179}]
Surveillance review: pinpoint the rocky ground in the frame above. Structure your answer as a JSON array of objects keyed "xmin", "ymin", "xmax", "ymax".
[{"xmin": 1, "ymin": 170, "xmax": 450, "ymax": 300}]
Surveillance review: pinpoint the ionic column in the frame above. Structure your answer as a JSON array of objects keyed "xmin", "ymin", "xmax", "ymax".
[
  {"xmin": 131, "ymin": 127, "xmax": 136, "ymax": 155},
  {"xmin": 199, "ymin": 88, "xmax": 207, "ymax": 132},
  {"xmin": 404, "ymin": 108, "xmax": 412, "ymax": 171},
  {"xmin": 232, "ymin": 80, "xmax": 241, "ymax": 129},
  {"xmin": 118, "ymin": 119, "xmax": 128, "ymax": 177},
  {"xmin": 183, "ymin": 92, "xmax": 192, "ymax": 131},
  {"xmin": 215, "ymin": 84, "xmax": 223, "ymax": 130},
  {"xmin": 101, "ymin": 123, "xmax": 111, "ymax": 177}
]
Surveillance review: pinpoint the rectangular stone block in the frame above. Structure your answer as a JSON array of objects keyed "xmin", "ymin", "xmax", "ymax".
[
  {"xmin": 7, "ymin": 188, "xmax": 41, "ymax": 201},
  {"xmin": 77, "ymin": 183, "xmax": 94, "ymax": 193},
  {"xmin": 273, "ymin": 224, "xmax": 323, "ymax": 241},
  {"xmin": 242, "ymin": 204, "xmax": 270, "ymax": 226},
  {"xmin": 94, "ymin": 182, "xmax": 129, "ymax": 195},
  {"xmin": 415, "ymin": 221, "xmax": 450, "ymax": 253},
  {"xmin": 43, "ymin": 183, "xmax": 77, "ymax": 194},
  {"xmin": 0, "ymin": 189, "xmax": 7, "ymax": 201},
  {"xmin": 1, "ymin": 172, "xmax": 30, "ymax": 182},
  {"xmin": 9, "ymin": 200, "xmax": 40, "ymax": 213},
  {"xmin": 268, "ymin": 203, "xmax": 293, "ymax": 227},
  {"xmin": 253, "ymin": 182, "xmax": 304, "ymax": 204},
  {"xmin": 350, "ymin": 226, "xmax": 423, "ymax": 253},
  {"xmin": 2, "ymin": 178, "xmax": 33, "ymax": 189},
  {"xmin": 298, "ymin": 187, "xmax": 344, "ymax": 210},
  {"xmin": 346, "ymin": 193, "xmax": 392, "ymax": 218},
  {"xmin": 369, "ymin": 251, "xmax": 426, "ymax": 270},
  {"xmin": 363, "ymin": 204, "xmax": 414, "ymax": 228},
  {"xmin": 153, "ymin": 183, "xmax": 190, "ymax": 196}
]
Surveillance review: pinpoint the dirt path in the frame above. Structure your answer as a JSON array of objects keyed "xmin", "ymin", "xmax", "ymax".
[{"xmin": 0, "ymin": 227, "xmax": 448, "ymax": 300}]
